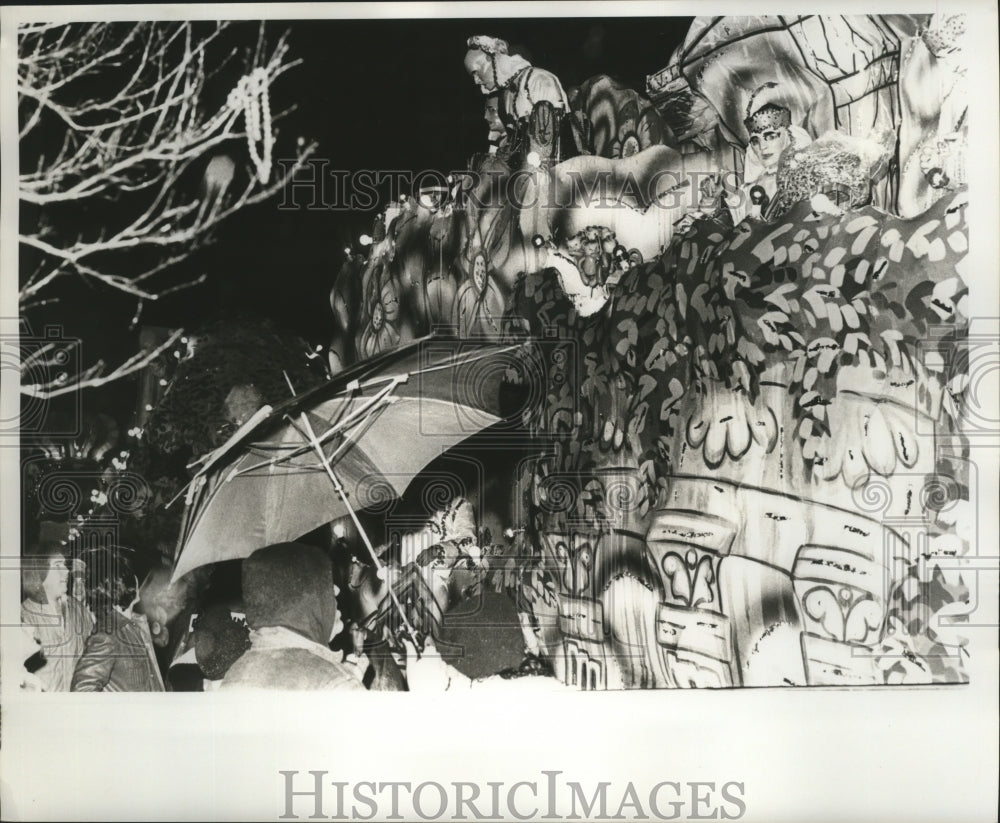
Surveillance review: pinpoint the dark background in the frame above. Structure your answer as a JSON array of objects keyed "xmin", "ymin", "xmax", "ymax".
[
  {"xmin": 192, "ymin": 17, "xmax": 693, "ymax": 340},
  {"xmin": 23, "ymin": 16, "xmax": 693, "ymax": 421}
]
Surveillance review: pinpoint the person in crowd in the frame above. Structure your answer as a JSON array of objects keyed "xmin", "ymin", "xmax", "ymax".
[
  {"xmin": 9, "ymin": 625, "xmax": 49, "ymax": 692},
  {"xmin": 219, "ymin": 543, "xmax": 367, "ymax": 691},
  {"xmin": 194, "ymin": 605, "xmax": 251, "ymax": 690},
  {"xmin": 401, "ymin": 601, "xmax": 566, "ymax": 694},
  {"xmin": 341, "ymin": 538, "xmax": 564, "ymax": 691},
  {"xmin": 20, "ymin": 542, "xmax": 94, "ymax": 692},
  {"xmin": 71, "ymin": 548, "xmax": 165, "ymax": 692}
]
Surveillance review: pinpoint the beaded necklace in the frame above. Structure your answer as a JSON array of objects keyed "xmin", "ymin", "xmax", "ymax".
[{"xmin": 227, "ymin": 67, "xmax": 273, "ymax": 183}]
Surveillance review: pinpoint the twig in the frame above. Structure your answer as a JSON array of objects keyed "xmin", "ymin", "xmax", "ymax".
[{"xmin": 21, "ymin": 329, "xmax": 185, "ymax": 399}]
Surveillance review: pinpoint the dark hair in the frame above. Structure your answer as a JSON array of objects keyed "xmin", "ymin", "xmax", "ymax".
[
  {"xmin": 82, "ymin": 547, "xmax": 138, "ymax": 617},
  {"xmin": 497, "ymin": 653, "xmax": 554, "ymax": 679},
  {"xmin": 193, "ymin": 605, "xmax": 251, "ymax": 680},
  {"xmin": 21, "ymin": 542, "xmax": 67, "ymax": 604}
]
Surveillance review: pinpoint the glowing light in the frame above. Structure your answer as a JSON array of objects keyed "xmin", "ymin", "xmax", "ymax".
[{"xmin": 333, "ymin": 524, "xmax": 346, "ymax": 538}]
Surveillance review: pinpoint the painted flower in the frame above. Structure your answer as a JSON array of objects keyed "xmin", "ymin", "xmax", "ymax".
[
  {"xmin": 358, "ymin": 274, "xmax": 401, "ymax": 359},
  {"xmin": 608, "ymin": 100, "xmax": 663, "ymax": 159}
]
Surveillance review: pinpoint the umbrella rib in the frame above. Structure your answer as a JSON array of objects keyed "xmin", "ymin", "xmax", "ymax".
[
  {"xmin": 172, "ymin": 343, "xmax": 522, "ymax": 583},
  {"xmin": 185, "ymin": 405, "xmax": 276, "ymax": 477},
  {"xmin": 229, "ymin": 407, "xmax": 376, "ymax": 479},
  {"xmin": 227, "ymin": 380, "xmax": 403, "ymax": 478},
  {"xmin": 172, "ymin": 392, "xmax": 397, "ymax": 575},
  {"xmin": 319, "ymin": 406, "xmax": 384, "ymax": 464},
  {"xmin": 397, "ymin": 342, "xmax": 521, "ymax": 378},
  {"xmin": 293, "ymin": 410, "xmax": 418, "ymax": 642},
  {"xmin": 345, "ymin": 342, "xmax": 519, "ymax": 390},
  {"xmin": 173, "ymin": 383, "xmax": 397, "ymax": 556}
]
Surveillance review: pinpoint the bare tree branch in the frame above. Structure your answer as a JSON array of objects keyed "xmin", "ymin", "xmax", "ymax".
[
  {"xmin": 21, "ymin": 329, "xmax": 187, "ymax": 399},
  {"xmin": 17, "ymin": 21, "xmax": 316, "ymax": 397}
]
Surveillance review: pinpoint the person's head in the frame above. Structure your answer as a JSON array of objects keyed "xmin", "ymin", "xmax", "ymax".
[
  {"xmin": 484, "ymin": 95, "xmax": 503, "ymax": 132},
  {"xmin": 21, "ymin": 543, "xmax": 70, "ymax": 605},
  {"xmin": 464, "ymin": 35, "xmax": 512, "ymax": 95},
  {"xmin": 82, "ymin": 546, "xmax": 140, "ymax": 619},
  {"xmin": 241, "ymin": 543, "xmax": 343, "ymax": 645},
  {"xmin": 437, "ymin": 590, "xmax": 525, "ymax": 680},
  {"xmin": 193, "ymin": 605, "xmax": 251, "ymax": 680},
  {"xmin": 743, "ymin": 82, "xmax": 795, "ymax": 173},
  {"xmin": 745, "ymin": 103, "xmax": 792, "ymax": 172},
  {"xmin": 464, "ymin": 49, "xmax": 496, "ymax": 95}
]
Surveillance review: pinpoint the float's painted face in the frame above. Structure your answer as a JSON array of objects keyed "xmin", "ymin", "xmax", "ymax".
[
  {"xmin": 473, "ymin": 255, "xmax": 487, "ymax": 291},
  {"xmin": 464, "ymin": 50, "xmax": 496, "ymax": 94},
  {"xmin": 749, "ymin": 127, "xmax": 791, "ymax": 171}
]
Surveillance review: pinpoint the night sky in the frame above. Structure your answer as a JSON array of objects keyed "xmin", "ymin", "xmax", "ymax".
[
  {"xmin": 27, "ymin": 15, "xmax": 694, "ymax": 418},
  {"xmin": 166, "ymin": 17, "xmax": 693, "ymax": 337}
]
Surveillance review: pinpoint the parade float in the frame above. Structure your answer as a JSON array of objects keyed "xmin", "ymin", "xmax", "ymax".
[{"xmin": 289, "ymin": 13, "xmax": 971, "ymax": 688}]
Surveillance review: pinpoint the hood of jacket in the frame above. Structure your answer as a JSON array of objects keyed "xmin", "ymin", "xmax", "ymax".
[{"xmin": 241, "ymin": 543, "xmax": 338, "ymax": 646}]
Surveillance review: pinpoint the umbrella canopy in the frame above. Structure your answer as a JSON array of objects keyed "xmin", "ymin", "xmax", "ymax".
[{"xmin": 171, "ymin": 337, "xmax": 528, "ymax": 582}]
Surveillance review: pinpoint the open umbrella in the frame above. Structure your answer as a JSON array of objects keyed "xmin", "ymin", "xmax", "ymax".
[{"xmin": 170, "ymin": 337, "xmax": 528, "ymax": 586}]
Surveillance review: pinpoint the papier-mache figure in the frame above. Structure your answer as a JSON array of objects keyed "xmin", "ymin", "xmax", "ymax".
[
  {"xmin": 731, "ymin": 83, "xmax": 896, "ymax": 222},
  {"xmin": 464, "ymin": 35, "xmax": 573, "ymax": 168},
  {"xmin": 727, "ymin": 82, "xmax": 812, "ymax": 224}
]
